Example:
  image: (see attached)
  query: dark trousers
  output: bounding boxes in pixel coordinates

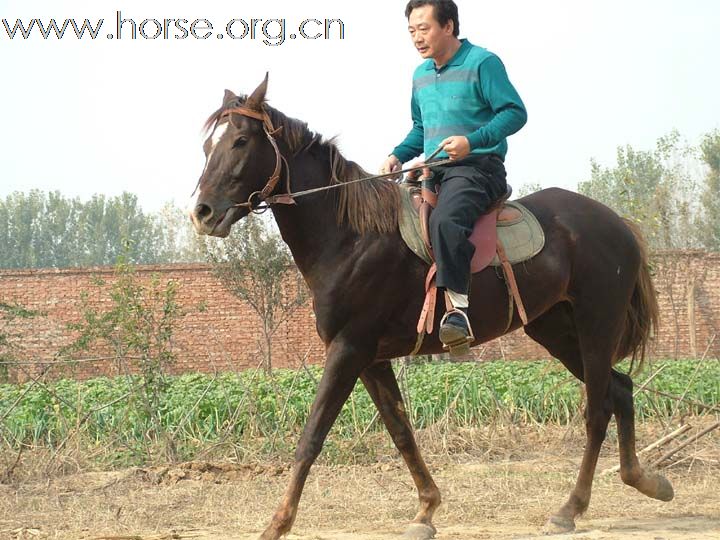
[429,154,507,295]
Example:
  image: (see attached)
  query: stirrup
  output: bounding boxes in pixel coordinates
[438,309,475,357]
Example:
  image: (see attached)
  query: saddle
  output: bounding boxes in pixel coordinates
[404,174,534,353]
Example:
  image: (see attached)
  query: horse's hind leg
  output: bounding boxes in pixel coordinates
[360,361,440,540]
[527,304,675,533]
[524,302,614,534]
[611,369,674,501]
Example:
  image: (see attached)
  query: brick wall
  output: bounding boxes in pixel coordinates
[1,251,718,381]
[0,264,324,382]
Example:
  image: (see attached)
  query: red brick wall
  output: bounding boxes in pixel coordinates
[1,252,718,381]
[0,264,324,382]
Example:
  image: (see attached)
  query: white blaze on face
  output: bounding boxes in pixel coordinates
[208,122,229,160]
[192,121,231,217]
[201,121,229,176]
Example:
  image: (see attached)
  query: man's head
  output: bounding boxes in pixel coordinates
[405,0,460,63]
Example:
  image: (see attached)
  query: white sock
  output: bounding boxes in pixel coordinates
[446,289,469,310]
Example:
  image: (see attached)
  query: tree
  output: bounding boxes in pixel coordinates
[152,202,205,264]
[578,131,701,250]
[74,192,161,266]
[516,182,543,198]
[697,129,720,251]
[0,191,203,269]
[201,216,308,373]
[62,255,183,461]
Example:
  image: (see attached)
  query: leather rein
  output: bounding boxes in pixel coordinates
[212,105,454,214]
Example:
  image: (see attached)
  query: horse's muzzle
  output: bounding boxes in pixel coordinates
[190,200,242,237]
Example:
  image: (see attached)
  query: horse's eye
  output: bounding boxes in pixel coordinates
[233,137,248,148]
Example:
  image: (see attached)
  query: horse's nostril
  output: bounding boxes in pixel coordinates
[195,203,213,223]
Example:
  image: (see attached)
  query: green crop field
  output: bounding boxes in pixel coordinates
[1,359,717,467]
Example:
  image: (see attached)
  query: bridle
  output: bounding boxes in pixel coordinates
[200,104,455,215]
[218,105,294,213]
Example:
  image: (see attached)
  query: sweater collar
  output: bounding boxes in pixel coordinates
[423,38,472,71]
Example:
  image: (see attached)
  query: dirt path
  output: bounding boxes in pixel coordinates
[2,427,719,540]
[232,517,720,539]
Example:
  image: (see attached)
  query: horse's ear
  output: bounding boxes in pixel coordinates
[223,89,237,105]
[246,73,269,111]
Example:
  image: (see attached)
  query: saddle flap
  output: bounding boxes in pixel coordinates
[469,212,499,273]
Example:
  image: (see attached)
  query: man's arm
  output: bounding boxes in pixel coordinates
[391,92,425,163]
[466,55,527,150]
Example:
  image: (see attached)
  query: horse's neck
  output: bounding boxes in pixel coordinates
[271,153,353,286]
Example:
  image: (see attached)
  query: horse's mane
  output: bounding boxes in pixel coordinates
[203,97,400,235]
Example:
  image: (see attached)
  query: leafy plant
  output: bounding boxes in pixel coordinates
[60,252,184,461]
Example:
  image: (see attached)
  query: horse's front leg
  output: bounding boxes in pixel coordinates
[259,336,373,540]
[360,361,441,540]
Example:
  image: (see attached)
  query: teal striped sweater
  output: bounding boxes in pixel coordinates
[392,39,527,162]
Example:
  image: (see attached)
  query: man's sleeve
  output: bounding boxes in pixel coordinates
[391,92,424,163]
[466,55,527,150]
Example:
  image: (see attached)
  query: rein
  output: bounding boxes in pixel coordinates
[244,159,455,214]
[211,105,454,214]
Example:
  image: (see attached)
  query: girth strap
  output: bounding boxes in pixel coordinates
[496,238,528,326]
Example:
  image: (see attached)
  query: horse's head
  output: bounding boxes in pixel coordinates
[190,75,280,237]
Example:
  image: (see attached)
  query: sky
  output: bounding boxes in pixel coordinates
[1,0,719,211]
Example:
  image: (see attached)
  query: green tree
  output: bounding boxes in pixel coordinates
[0,190,46,268]
[0,191,202,269]
[578,131,701,249]
[697,129,720,250]
[74,192,160,266]
[201,216,308,373]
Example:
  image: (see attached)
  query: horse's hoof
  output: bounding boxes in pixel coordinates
[402,522,436,539]
[651,473,675,502]
[542,515,575,535]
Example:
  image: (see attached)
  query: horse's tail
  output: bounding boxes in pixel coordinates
[615,219,659,374]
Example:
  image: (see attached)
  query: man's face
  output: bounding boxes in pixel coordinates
[408,5,454,61]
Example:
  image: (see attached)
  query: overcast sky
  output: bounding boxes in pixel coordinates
[2,0,719,211]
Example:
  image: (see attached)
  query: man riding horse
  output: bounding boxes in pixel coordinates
[380,0,527,351]
[190,1,673,537]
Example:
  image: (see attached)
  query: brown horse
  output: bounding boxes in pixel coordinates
[190,76,673,540]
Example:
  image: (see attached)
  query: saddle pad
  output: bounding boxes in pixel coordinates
[398,185,545,269]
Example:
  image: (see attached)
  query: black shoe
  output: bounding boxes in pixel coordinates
[439,310,472,357]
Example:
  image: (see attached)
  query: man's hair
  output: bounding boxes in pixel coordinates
[405,0,460,37]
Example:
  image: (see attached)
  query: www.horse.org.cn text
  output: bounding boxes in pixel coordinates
[1,11,346,46]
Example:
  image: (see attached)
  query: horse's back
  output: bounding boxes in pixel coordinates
[518,187,640,262]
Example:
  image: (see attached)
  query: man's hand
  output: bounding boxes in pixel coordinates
[380,154,402,180]
[440,136,470,160]
[404,159,426,181]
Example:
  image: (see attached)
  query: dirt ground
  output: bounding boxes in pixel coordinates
[1,423,718,540]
